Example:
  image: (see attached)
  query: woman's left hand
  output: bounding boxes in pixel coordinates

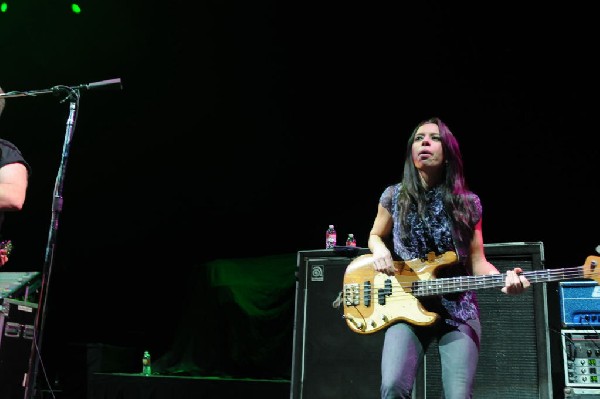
[501,267,530,295]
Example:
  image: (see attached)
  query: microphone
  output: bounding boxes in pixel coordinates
[71,78,123,91]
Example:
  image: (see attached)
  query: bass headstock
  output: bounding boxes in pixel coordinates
[583,255,600,283]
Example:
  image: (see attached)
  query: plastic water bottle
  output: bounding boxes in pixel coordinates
[325,225,336,249]
[142,350,152,376]
[346,233,356,247]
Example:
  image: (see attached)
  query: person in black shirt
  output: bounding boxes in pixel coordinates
[0,86,31,266]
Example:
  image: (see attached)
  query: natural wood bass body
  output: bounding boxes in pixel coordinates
[342,251,600,334]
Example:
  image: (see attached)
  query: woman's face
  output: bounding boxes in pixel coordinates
[412,122,445,171]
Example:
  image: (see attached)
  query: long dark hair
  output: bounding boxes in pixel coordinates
[398,117,479,244]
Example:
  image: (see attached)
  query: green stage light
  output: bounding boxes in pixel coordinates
[0,3,7,13]
[71,3,81,14]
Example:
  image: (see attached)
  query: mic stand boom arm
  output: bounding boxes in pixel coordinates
[0,78,122,99]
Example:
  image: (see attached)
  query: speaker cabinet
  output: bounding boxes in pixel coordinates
[291,247,378,399]
[414,242,552,398]
[291,242,552,399]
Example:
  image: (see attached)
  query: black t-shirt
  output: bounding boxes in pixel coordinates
[0,139,30,170]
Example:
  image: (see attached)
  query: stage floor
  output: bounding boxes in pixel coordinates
[87,373,291,399]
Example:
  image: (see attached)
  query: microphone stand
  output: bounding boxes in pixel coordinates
[0,78,122,399]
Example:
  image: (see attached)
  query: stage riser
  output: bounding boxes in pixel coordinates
[88,374,290,399]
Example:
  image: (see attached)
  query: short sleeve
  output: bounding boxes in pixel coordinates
[379,184,397,214]
[0,139,31,175]
[469,192,482,224]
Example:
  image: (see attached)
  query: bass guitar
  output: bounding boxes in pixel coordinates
[342,251,600,334]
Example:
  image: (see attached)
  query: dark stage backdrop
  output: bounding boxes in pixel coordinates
[0,1,598,395]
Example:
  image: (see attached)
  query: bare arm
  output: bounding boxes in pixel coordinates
[468,218,530,295]
[368,203,395,275]
[0,163,28,211]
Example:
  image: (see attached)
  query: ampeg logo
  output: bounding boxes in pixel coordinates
[311,265,324,281]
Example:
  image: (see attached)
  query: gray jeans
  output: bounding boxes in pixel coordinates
[380,319,482,399]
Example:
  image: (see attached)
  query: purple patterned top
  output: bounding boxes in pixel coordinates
[380,183,482,326]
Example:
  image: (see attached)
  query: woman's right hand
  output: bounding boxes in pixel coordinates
[372,245,395,275]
